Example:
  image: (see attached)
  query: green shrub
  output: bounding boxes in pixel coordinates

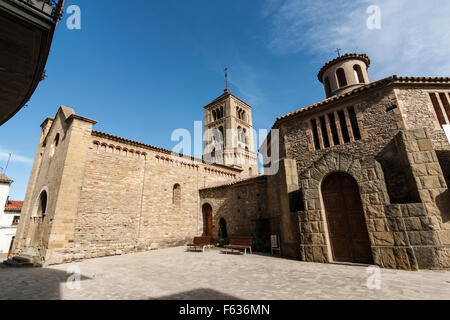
[218,218,229,247]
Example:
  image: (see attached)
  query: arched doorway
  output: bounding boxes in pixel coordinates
[321,172,372,263]
[202,203,213,237]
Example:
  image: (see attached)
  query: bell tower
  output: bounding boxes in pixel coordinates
[203,87,258,177]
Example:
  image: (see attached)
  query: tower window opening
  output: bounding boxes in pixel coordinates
[353,65,365,83]
[336,68,347,88]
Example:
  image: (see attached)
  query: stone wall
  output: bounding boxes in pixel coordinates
[13,107,245,265]
[295,129,449,270]
[199,176,267,240]
[281,87,403,171]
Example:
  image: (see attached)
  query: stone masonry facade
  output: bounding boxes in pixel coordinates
[11,54,450,270]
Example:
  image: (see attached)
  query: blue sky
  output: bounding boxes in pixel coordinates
[1,0,450,200]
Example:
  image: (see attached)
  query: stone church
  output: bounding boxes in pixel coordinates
[10,54,450,270]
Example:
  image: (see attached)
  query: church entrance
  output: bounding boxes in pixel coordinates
[202,203,213,237]
[321,172,373,264]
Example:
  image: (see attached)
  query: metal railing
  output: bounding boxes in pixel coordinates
[13,0,65,22]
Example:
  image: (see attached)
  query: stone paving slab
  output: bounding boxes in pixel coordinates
[0,246,449,300]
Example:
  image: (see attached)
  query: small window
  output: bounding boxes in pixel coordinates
[336,68,347,88]
[12,216,20,225]
[38,191,47,217]
[54,133,60,147]
[173,184,181,206]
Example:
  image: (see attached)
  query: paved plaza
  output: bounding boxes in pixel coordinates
[0,247,449,300]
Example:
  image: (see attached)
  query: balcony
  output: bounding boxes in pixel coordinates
[0,0,64,125]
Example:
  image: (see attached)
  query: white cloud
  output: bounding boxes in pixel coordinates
[0,148,33,166]
[264,0,450,79]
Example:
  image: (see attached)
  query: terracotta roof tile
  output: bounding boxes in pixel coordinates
[199,175,266,191]
[5,200,23,212]
[318,53,371,82]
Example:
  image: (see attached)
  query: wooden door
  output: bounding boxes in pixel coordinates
[203,204,213,237]
[322,172,372,263]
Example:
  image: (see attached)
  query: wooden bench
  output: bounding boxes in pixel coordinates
[187,236,211,252]
[224,237,253,255]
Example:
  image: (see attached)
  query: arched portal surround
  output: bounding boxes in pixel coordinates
[202,203,213,237]
[321,172,372,263]
[297,151,392,267]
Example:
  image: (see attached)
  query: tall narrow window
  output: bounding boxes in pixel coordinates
[353,65,364,83]
[336,68,347,87]
[311,120,321,150]
[319,116,330,148]
[212,110,216,121]
[325,77,332,97]
[429,93,446,126]
[328,113,340,145]
[38,191,47,217]
[348,107,361,140]
[54,133,60,147]
[338,111,350,143]
[438,92,450,121]
[173,184,181,206]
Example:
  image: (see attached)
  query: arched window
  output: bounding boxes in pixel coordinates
[173,184,181,206]
[336,68,347,88]
[38,190,47,217]
[218,126,225,144]
[238,127,245,143]
[324,77,332,96]
[353,65,364,83]
[212,110,216,121]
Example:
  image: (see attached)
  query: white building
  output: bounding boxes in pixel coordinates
[0,173,22,255]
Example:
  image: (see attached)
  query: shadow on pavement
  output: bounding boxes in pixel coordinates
[0,265,91,300]
[153,288,240,300]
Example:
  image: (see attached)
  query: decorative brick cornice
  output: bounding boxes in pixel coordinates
[91,131,242,172]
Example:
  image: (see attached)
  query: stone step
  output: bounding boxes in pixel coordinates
[3,259,34,268]
[12,255,32,263]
